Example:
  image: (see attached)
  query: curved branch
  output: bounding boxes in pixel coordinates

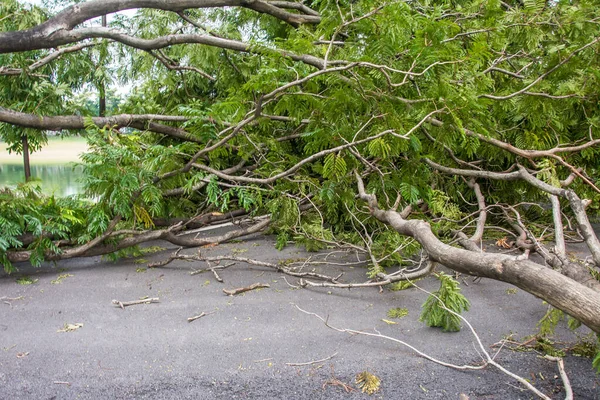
[355,171,600,333]
[0,0,320,54]
[0,106,204,142]
[0,43,97,76]
[6,216,270,263]
[427,117,600,159]
[52,28,325,69]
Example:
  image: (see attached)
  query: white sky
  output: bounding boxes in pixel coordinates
[20,0,137,18]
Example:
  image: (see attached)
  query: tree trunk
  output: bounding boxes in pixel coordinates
[98,15,107,117]
[21,135,31,182]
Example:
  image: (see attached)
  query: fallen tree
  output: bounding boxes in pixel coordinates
[1,0,600,346]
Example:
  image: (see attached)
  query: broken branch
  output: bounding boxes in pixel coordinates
[286,352,338,366]
[187,311,216,322]
[111,297,160,309]
[223,283,270,296]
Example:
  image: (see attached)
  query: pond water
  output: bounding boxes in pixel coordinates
[0,164,85,197]
[1,137,88,197]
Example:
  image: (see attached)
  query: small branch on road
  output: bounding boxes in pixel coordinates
[253,358,273,363]
[190,262,236,280]
[294,279,559,400]
[53,381,71,386]
[112,297,160,309]
[187,311,216,322]
[223,283,269,296]
[544,356,573,400]
[286,352,338,366]
[1,296,24,306]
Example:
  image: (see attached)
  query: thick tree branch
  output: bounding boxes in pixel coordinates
[0,0,320,54]
[355,171,600,333]
[47,27,326,69]
[0,106,205,142]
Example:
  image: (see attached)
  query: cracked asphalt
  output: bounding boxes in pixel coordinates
[1,230,599,399]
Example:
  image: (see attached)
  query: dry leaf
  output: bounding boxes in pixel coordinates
[495,237,512,249]
[355,371,381,395]
[381,319,398,325]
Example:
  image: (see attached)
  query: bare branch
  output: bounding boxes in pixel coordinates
[223,282,270,296]
[0,43,96,76]
[481,37,600,100]
[112,297,159,309]
[355,172,600,333]
[286,352,338,366]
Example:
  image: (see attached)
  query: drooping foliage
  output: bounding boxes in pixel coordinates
[1,0,600,348]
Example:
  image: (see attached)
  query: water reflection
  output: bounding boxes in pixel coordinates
[0,164,84,197]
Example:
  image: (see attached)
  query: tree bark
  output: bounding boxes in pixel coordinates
[21,135,31,182]
[0,0,320,54]
[356,173,600,333]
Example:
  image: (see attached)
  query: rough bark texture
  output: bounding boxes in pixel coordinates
[0,0,320,54]
[356,175,600,333]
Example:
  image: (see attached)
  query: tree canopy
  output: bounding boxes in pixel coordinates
[1,0,600,351]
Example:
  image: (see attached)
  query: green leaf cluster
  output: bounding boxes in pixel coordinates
[420,273,470,332]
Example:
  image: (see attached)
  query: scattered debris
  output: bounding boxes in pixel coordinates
[323,377,356,393]
[187,311,216,322]
[57,323,83,333]
[53,381,71,386]
[253,358,273,363]
[111,297,159,309]
[381,319,398,325]
[16,352,29,358]
[135,267,147,273]
[322,364,356,393]
[495,237,513,249]
[387,307,409,319]
[355,371,381,394]
[223,283,269,296]
[286,352,338,367]
[51,274,73,284]
[190,262,236,281]
[1,296,24,305]
[16,276,37,285]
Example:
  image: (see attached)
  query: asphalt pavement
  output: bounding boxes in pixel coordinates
[1,230,599,399]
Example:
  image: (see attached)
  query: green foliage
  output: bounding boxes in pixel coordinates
[355,371,381,395]
[532,337,566,358]
[594,347,600,373]
[2,1,600,360]
[16,276,37,285]
[420,273,470,332]
[293,218,333,252]
[0,185,89,272]
[387,307,409,319]
[389,280,417,291]
[322,153,347,181]
[537,306,565,337]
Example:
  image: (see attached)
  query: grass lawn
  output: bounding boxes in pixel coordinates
[0,136,89,165]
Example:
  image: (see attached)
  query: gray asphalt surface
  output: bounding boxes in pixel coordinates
[1,229,599,399]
